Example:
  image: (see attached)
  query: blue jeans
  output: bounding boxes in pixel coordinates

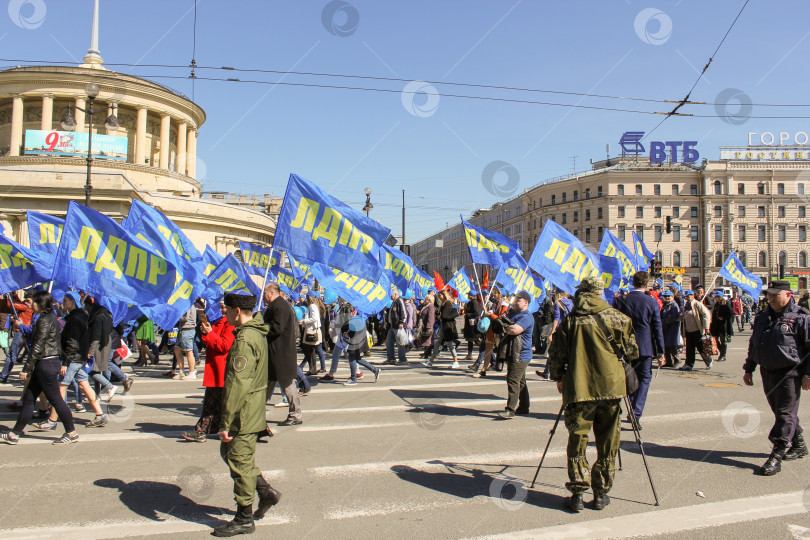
[630,355,653,419]
[0,330,23,379]
[297,365,311,392]
[300,344,326,371]
[386,327,407,362]
[330,342,347,373]
[104,362,129,383]
[91,370,114,394]
[348,349,377,381]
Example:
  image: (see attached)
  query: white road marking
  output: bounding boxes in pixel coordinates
[472,491,806,540]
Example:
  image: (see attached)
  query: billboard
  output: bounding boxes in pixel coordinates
[24,130,127,161]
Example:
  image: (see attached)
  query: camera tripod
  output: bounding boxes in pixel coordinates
[529,395,660,506]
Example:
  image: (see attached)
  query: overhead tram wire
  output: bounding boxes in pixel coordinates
[643,0,751,140]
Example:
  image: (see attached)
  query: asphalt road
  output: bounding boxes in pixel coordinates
[0,329,808,540]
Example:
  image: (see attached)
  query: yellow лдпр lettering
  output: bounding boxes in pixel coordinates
[290,197,319,232]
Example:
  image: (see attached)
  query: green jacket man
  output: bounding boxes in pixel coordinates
[548,277,639,513]
[214,293,281,538]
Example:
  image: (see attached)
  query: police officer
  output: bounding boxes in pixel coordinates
[743,281,810,476]
[549,277,639,512]
[214,293,281,537]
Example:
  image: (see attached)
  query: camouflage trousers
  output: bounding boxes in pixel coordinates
[564,399,622,495]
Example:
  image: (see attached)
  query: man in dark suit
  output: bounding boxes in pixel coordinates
[620,271,665,427]
[262,283,302,427]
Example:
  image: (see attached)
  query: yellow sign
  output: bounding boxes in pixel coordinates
[661,267,686,274]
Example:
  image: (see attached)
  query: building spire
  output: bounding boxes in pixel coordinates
[81,0,105,69]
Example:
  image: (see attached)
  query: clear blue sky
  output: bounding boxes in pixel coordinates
[4,0,809,241]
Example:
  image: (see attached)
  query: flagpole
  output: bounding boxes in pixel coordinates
[258,241,277,312]
[701,271,721,305]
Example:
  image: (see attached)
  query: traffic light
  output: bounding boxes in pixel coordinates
[651,258,662,277]
[780,264,785,279]
[665,216,672,234]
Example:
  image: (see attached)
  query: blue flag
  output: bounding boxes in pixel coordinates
[274,173,390,281]
[598,230,638,277]
[0,234,51,294]
[719,253,763,298]
[493,253,545,311]
[598,254,624,303]
[203,246,224,277]
[27,211,64,256]
[380,244,415,296]
[632,231,656,271]
[288,254,314,288]
[51,202,181,319]
[410,267,433,300]
[273,266,298,298]
[309,262,391,317]
[203,254,262,321]
[528,220,620,300]
[462,217,522,268]
[447,267,474,302]
[125,201,202,263]
[238,241,282,278]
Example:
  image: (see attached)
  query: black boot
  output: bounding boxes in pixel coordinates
[254,475,282,519]
[784,433,808,461]
[565,493,584,512]
[213,504,255,537]
[757,442,788,476]
[592,492,611,510]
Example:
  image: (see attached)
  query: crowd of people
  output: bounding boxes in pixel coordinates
[0,270,806,531]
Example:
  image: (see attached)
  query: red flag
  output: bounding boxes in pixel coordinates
[482,269,490,291]
[433,271,446,291]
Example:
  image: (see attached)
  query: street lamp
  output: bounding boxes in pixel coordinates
[362,187,373,217]
[59,82,119,208]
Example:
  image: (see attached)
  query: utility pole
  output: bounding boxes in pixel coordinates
[401,189,406,253]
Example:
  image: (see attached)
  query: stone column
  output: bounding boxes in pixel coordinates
[134,106,147,165]
[9,94,23,156]
[74,97,86,133]
[176,121,187,175]
[187,129,197,178]
[159,113,171,169]
[40,94,53,131]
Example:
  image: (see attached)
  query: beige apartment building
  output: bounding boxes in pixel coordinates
[412,152,810,291]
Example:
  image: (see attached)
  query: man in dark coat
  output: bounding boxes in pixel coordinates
[262,283,301,427]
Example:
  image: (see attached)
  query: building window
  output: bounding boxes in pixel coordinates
[801,226,807,242]
[800,206,806,218]
[562,213,567,224]
[779,251,788,267]
[551,195,556,205]
[539,198,543,207]
[714,180,722,195]
[617,185,624,196]
[757,182,765,194]
[636,225,644,241]
[654,184,661,196]
[598,186,603,197]
[597,207,603,219]
[738,183,745,195]
[585,209,591,221]
[738,205,746,217]
[758,225,766,241]
[778,225,786,242]
[758,206,766,217]
[758,251,767,267]
[691,206,698,218]
[573,229,579,238]
[673,251,681,266]
[738,225,746,241]
[739,251,747,266]
[573,190,579,201]
[618,225,626,241]
[778,206,786,218]
[673,206,680,218]
[690,184,698,196]
[598,226,603,238]
[672,184,679,196]
[618,206,625,218]
[636,184,642,196]
[655,206,662,218]
[636,206,643,218]
[585,188,591,199]
[562,193,567,203]
[673,225,681,242]
[585,228,591,243]
[800,183,806,196]
[573,211,579,222]
[714,205,722,217]
[800,251,808,268]
[714,225,722,242]
[715,251,723,267]
[777,183,785,195]
[690,226,699,241]
[691,251,700,267]
[655,225,662,242]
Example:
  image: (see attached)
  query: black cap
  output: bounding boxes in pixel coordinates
[515,291,532,303]
[766,280,792,294]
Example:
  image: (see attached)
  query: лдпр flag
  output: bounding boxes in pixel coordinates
[27,211,64,256]
[202,246,224,277]
[493,253,545,311]
[461,217,522,268]
[632,231,656,271]
[380,244,415,296]
[447,267,474,302]
[719,252,763,298]
[274,173,390,281]
[238,241,282,278]
[309,262,391,317]
[202,253,262,321]
[0,233,51,294]
[598,230,638,277]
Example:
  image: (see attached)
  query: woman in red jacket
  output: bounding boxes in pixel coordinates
[181,301,234,443]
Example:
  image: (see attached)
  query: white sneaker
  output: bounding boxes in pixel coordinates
[105,386,119,401]
[183,371,198,380]
[451,362,460,369]
[274,401,289,408]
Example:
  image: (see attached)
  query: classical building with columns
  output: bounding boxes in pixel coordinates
[412,147,810,292]
[0,3,276,256]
